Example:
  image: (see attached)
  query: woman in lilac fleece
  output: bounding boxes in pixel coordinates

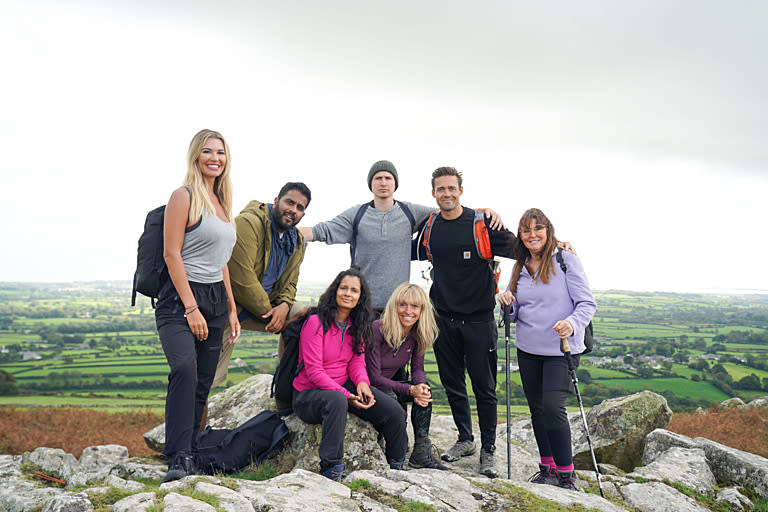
[366,283,448,470]
[292,266,407,481]
[498,208,595,491]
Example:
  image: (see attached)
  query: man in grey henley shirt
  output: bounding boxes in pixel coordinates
[299,160,502,312]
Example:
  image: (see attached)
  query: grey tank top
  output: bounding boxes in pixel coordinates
[181,213,237,284]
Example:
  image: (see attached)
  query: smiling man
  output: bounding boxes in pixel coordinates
[415,166,517,478]
[212,182,312,388]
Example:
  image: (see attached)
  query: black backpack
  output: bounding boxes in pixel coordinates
[555,249,595,354]
[131,205,168,308]
[350,200,415,265]
[270,313,310,415]
[195,410,289,474]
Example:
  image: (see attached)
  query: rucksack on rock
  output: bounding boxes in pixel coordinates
[131,205,168,308]
[270,313,310,416]
[195,410,289,474]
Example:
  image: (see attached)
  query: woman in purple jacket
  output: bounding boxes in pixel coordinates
[499,208,596,491]
[292,266,407,481]
[366,283,448,470]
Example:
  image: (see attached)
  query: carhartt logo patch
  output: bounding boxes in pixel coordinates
[463,251,471,259]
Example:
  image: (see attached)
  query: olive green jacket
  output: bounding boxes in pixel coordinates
[227,200,306,323]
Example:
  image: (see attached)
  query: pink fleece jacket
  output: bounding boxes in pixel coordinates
[291,314,369,398]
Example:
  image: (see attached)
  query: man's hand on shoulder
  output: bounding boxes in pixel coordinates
[263,302,290,332]
[477,208,505,230]
[557,241,577,256]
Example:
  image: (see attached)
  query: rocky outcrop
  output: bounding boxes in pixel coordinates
[5,375,768,512]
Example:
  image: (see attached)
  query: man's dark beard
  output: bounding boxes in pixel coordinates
[272,205,295,232]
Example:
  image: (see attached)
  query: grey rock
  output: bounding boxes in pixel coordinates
[597,463,626,476]
[111,492,157,512]
[716,486,753,511]
[163,492,217,512]
[349,469,485,512]
[206,373,276,428]
[695,407,706,414]
[103,474,146,491]
[620,481,709,512]
[142,422,165,453]
[745,396,768,409]
[0,455,22,480]
[40,492,93,512]
[82,487,110,495]
[109,461,166,481]
[22,447,80,480]
[694,436,768,499]
[480,478,631,512]
[236,468,359,511]
[720,397,746,409]
[278,413,388,473]
[642,429,698,465]
[628,447,716,496]
[78,444,128,472]
[579,391,673,471]
[194,481,255,512]
[351,491,399,512]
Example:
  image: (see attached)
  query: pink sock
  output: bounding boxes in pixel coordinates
[540,457,555,469]
[556,464,574,472]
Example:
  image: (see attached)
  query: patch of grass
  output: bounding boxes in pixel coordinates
[351,483,437,512]
[663,479,731,512]
[87,487,135,508]
[183,489,221,509]
[474,480,601,511]
[742,487,768,512]
[145,504,165,512]
[230,460,279,481]
[345,479,372,492]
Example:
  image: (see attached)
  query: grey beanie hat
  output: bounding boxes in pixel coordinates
[367,160,399,191]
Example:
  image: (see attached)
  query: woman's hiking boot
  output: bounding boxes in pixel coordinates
[162,451,197,483]
[388,457,406,470]
[441,439,476,462]
[528,464,557,485]
[478,446,498,478]
[409,438,449,470]
[555,469,579,491]
[321,463,346,482]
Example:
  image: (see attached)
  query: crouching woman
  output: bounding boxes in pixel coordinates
[292,266,408,481]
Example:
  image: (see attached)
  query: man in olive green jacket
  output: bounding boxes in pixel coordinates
[212,182,311,387]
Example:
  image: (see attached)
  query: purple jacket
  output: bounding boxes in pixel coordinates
[508,250,596,356]
[365,319,426,396]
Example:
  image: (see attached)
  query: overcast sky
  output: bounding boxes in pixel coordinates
[2,0,766,293]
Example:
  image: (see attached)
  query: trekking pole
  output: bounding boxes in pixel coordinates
[503,304,512,480]
[560,337,604,498]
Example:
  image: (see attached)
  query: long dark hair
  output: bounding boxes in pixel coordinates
[509,208,559,293]
[312,266,373,354]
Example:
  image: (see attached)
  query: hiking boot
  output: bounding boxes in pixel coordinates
[528,464,557,485]
[441,439,476,462]
[479,447,498,478]
[321,463,346,482]
[388,457,406,470]
[555,469,579,491]
[409,438,449,470]
[162,451,197,483]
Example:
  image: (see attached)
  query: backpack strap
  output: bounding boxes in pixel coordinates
[420,211,439,261]
[350,202,372,265]
[472,210,493,261]
[396,200,416,232]
[555,248,567,273]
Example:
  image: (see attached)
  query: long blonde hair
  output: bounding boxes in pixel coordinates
[380,283,438,356]
[183,129,233,223]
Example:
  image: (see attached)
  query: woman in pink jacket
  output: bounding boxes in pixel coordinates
[292,266,407,481]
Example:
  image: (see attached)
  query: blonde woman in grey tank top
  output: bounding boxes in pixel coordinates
[155,129,240,483]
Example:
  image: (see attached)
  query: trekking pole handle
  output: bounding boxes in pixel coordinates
[502,304,510,337]
[560,337,571,355]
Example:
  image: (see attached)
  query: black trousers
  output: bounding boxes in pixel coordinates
[433,315,498,450]
[156,280,228,457]
[293,382,407,470]
[517,348,579,467]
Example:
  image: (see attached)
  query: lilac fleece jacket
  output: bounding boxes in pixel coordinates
[365,319,426,396]
[508,250,596,356]
[292,314,370,398]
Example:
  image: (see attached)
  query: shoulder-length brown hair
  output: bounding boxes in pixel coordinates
[380,283,438,356]
[508,208,559,293]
